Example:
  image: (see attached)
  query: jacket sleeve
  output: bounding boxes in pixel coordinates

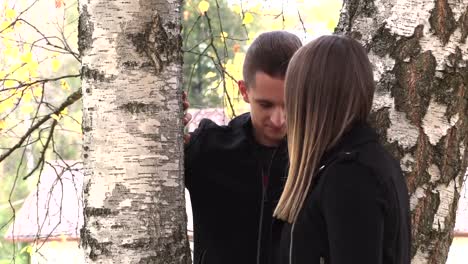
[319,161,386,264]
[184,118,217,190]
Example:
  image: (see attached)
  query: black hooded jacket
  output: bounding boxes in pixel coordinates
[185,113,289,264]
[274,122,411,264]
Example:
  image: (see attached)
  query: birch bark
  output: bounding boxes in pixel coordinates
[78,0,190,263]
[337,0,468,263]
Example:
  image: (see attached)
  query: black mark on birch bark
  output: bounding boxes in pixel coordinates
[81,228,113,261]
[393,51,436,125]
[104,183,130,208]
[447,46,464,69]
[128,12,182,74]
[369,107,391,145]
[370,25,397,57]
[429,0,456,45]
[119,102,164,114]
[137,224,190,264]
[393,25,424,61]
[78,5,94,56]
[85,207,114,217]
[341,0,376,30]
[460,6,468,43]
[82,66,116,83]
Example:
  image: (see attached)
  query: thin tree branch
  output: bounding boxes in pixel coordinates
[0,89,82,163]
[23,120,57,180]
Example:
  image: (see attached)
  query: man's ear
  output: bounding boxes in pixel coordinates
[238,80,250,103]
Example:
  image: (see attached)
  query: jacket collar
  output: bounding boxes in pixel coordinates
[231,112,288,151]
[321,121,378,163]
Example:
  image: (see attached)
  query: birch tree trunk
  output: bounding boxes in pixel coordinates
[337,0,468,263]
[78,0,190,263]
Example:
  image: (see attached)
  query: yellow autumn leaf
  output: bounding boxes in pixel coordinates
[0,120,6,130]
[32,86,43,97]
[20,52,33,64]
[60,80,70,91]
[50,107,68,121]
[23,90,33,102]
[60,107,68,116]
[242,13,254,25]
[205,71,217,79]
[198,0,209,14]
[21,104,35,114]
[26,60,39,73]
[51,58,61,72]
[0,98,15,110]
[51,114,61,121]
[4,79,18,89]
[5,9,17,20]
[12,67,30,82]
[231,5,241,14]
[326,20,337,31]
[26,245,32,254]
[0,21,12,33]
[220,31,228,42]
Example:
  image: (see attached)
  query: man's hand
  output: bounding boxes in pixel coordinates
[182,91,192,144]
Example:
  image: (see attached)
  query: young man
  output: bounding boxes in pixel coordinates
[185,31,302,264]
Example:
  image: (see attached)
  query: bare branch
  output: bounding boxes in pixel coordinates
[203,14,236,116]
[298,10,307,34]
[0,0,40,34]
[1,74,81,93]
[23,120,57,180]
[214,0,229,58]
[0,89,82,163]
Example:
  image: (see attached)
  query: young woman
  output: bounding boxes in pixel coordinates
[273,35,411,264]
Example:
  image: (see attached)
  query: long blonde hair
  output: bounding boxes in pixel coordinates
[274,36,375,223]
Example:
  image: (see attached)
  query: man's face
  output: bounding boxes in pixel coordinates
[239,72,286,147]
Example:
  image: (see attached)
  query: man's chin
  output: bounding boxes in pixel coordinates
[266,133,286,143]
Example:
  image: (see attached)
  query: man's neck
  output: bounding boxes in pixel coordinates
[253,129,281,148]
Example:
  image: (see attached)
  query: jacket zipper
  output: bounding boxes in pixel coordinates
[256,180,267,264]
[256,148,278,264]
[289,222,296,264]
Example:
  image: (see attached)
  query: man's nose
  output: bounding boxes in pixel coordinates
[270,108,285,127]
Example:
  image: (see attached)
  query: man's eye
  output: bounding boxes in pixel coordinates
[259,103,272,108]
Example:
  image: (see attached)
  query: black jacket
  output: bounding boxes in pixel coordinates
[276,122,411,264]
[185,113,289,264]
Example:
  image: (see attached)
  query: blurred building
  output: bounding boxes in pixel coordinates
[3,161,85,264]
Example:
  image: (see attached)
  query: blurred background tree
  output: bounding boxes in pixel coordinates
[182,0,342,117]
[0,0,81,262]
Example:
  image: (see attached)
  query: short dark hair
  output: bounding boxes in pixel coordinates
[243,31,302,87]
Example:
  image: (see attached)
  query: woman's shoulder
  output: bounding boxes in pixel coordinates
[310,142,406,210]
[319,157,379,192]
